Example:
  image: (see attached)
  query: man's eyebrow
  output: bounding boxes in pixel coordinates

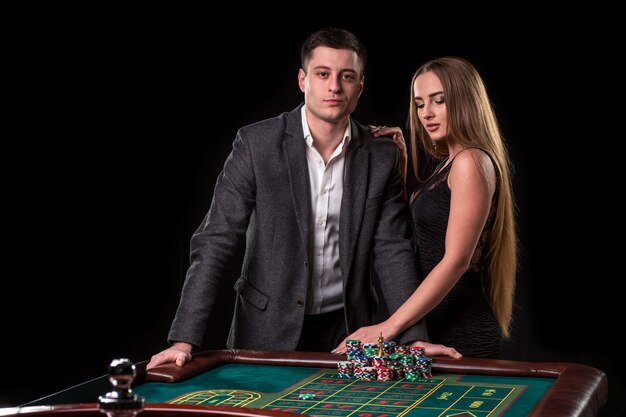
[311,65,357,73]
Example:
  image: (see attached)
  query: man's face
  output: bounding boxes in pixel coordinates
[298,46,364,126]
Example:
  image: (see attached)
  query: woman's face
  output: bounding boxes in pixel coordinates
[413,71,447,143]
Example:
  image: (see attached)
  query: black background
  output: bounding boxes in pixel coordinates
[2,15,622,416]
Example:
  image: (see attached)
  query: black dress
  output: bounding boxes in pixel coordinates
[410,155,502,358]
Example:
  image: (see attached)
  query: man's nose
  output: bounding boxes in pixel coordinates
[329,75,342,92]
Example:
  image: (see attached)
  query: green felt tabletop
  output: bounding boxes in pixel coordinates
[134,364,555,417]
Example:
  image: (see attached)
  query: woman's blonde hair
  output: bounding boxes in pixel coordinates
[408,57,517,338]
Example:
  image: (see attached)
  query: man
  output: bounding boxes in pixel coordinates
[148,28,458,369]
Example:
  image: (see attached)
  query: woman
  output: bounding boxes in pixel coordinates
[334,57,517,358]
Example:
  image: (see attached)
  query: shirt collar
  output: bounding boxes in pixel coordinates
[301,105,352,149]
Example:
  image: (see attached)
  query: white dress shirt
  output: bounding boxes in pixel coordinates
[301,106,351,314]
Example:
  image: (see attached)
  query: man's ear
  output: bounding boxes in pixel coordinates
[298,68,306,93]
[358,75,365,98]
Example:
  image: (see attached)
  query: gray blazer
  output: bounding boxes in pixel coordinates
[169,104,428,350]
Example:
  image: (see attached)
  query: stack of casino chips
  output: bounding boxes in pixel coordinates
[409,346,431,378]
[370,356,392,381]
[395,345,410,355]
[400,353,415,368]
[352,356,369,378]
[383,341,396,355]
[385,353,402,378]
[404,365,421,381]
[337,361,354,378]
[370,355,387,368]
[345,339,362,357]
[360,366,378,381]
[416,357,433,378]
[376,367,393,381]
[392,363,405,379]
[410,346,425,356]
[362,343,378,357]
[337,340,433,381]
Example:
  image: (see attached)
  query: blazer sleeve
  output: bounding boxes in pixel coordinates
[371,148,429,344]
[168,129,256,348]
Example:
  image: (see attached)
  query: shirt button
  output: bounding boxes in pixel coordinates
[296,299,304,307]
[317,220,324,227]
[316,250,321,256]
[321,189,327,195]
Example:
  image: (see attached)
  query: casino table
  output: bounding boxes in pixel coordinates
[5,350,607,417]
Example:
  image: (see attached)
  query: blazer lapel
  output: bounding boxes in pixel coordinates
[340,121,369,280]
[283,108,311,255]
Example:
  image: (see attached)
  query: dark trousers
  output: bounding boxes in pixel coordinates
[296,308,347,352]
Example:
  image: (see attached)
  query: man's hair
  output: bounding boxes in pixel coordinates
[300,27,367,76]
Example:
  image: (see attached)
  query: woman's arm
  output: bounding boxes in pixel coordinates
[334,148,495,352]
